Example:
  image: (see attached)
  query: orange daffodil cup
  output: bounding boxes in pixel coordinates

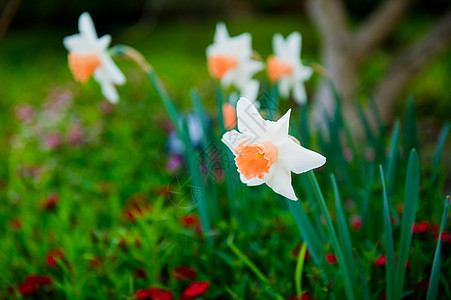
[222,98,326,200]
[267,32,313,105]
[63,12,126,104]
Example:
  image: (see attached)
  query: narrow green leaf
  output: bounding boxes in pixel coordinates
[429,122,450,185]
[331,174,358,294]
[427,196,450,300]
[285,198,324,264]
[395,149,420,299]
[355,101,375,145]
[386,120,400,197]
[380,165,396,300]
[308,171,355,300]
[356,253,370,300]
[403,97,418,155]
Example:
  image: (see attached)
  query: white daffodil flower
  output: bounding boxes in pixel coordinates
[222,98,325,200]
[267,32,313,105]
[207,22,264,91]
[63,12,126,104]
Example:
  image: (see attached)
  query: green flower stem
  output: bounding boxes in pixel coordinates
[295,242,307,297]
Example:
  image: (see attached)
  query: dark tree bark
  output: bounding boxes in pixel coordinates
[306,0,451,126]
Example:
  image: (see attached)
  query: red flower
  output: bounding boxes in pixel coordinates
[9,218,22,230]
[135,268,147,279]
[414,278,429,291]
[440,231,451,243]
[374,255,386,267]
[418,221,429,233]
[43,193,59,210]
[431,224,440,235]
[46,249,64,267]
[413,221,429,234]
[325,253,337,264]
[18,275,52,296]
[135,287,173,300]
[350,215,362,231]
[182,281,210,298]
[405,261,411,270]
[181,214,200,228]
[173,266,197,281]
[288,293,314,300]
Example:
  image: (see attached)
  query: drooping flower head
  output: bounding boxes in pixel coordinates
[222,98,325,200]
[207,23,263,91]
[267,32,312,105]
[63,12,126,103]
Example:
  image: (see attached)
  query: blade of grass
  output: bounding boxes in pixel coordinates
[395,149,420,299]
[331,174,358,294]
[429,122,450,185]
[295,242,308,297]
[427,196,450,300]
[380,165,396,300]
[308,171,355,300]
[227,235,284,300]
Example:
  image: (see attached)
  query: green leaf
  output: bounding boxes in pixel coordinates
[386,120,400,197]
[429,122,450,185]
[403,97,418,155]
[331,174,358,295]
[427,196,450,300]
[308,171,355,300]
[356,253,370,300]
[285,198,324,265]
[395,149,420,299]
[380,165,396,300]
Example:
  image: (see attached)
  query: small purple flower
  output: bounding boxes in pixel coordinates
[98,99,114,115]
[166,155,183,173]
[16,105,35,123]
[67,123,84,146]
[45,133,62,150]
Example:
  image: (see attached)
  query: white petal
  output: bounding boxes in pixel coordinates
[100,54,126,85]
[214,22,230,44]
[287,32,301,59]
[101,83,119,104]
[264,162,297,200]
[78,12,98,42]
[267,109,291,145]
[94,71,119,103]
[293,82,307,105]
[240,174,265,186]
[63,35,89,52]
[221,130,247,153]
[97,34,112,50]
[277,139,326,174]
[220,69,236,88]
[273,33,286,57]
[241,80,259,101]
[278,78,291,98]
[236,97,269,141]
